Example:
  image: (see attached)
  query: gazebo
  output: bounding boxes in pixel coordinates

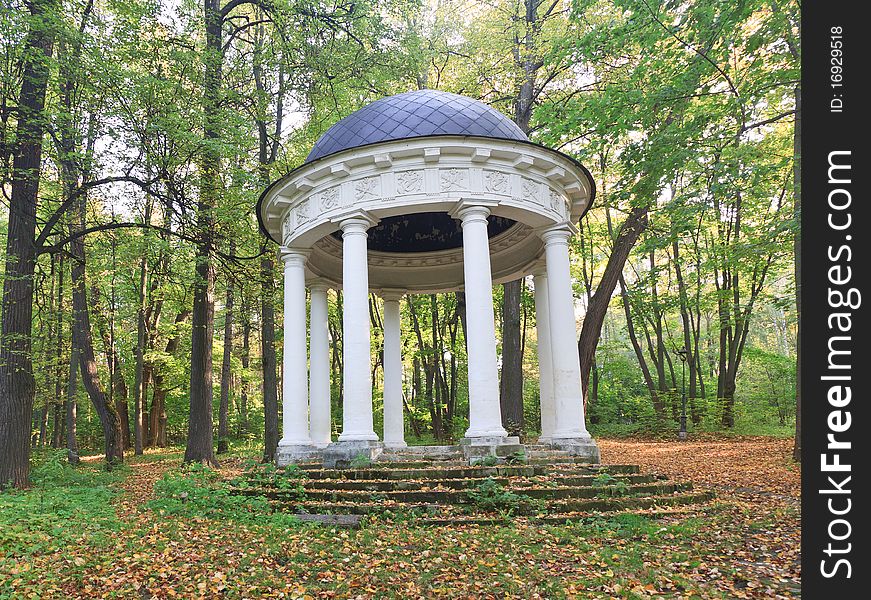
[257,90,598,466]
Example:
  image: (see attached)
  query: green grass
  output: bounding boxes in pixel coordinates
[0,450,126,593]
[148,462,304,528]
[589,421,796,439]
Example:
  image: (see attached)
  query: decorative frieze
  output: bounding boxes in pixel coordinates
[490,224,532,253]
[440,168,467,192]
[396,170,424,195]
[549,189,566,214]
[282,215,293,243]
[522,178,539,202]
[294,199,311,226]
[484,171,510,194]
[355,176,380,200]
[319,186,340,211]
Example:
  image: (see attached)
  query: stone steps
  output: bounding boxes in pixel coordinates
[262,473,659,492]
[234,458,710,524]
[294,463,639,480]
[240,481,690,504]
[270,491,715,517]
[421,499,722,526]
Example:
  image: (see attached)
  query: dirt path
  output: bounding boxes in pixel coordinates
[599,436,800,498]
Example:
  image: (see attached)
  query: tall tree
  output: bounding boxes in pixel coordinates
[217,269,234,454]
[0,0,58,488]
[68,188,124,465]
[252,19,282,462]
[133,200,153,455]
[184,0,223,466]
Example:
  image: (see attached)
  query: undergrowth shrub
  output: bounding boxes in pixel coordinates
[0,450,122,561]
[464,477,531,514]
[592,471,630,496]
[148,463,301,528]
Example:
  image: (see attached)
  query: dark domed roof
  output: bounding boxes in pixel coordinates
[306,90,528,163]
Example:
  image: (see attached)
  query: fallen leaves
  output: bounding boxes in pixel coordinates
[0,436,801,598]
[598,435,800,498]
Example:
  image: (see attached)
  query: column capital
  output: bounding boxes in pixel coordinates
[308,278,331,292]
[537,223,577,245]
[449,199,498,223]
[332,209,378,233]
[378,288,406,302]
[280,247,310,265]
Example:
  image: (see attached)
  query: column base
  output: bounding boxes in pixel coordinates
[322,440,384,468]
[337,431,379,442]
[383,440,408,449]
[276,443,322,466]
[547,437,600,463]
[463,426,509,438]
[460,436,524,464]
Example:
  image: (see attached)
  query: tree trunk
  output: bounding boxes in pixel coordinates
[408,297,441,439]
[672,239,699,425]
[0,0,56,489]
[52,254,66,448]
[184,0,222,467]
[93,283,132,450]
[260,246,279,462]
[619,275,665,418]
[218,279,234,453]
[133,203,151,456]
[185,243,218,465]
[239,311,251,435]
[69,192,124,466]
[455,292,467,350]
[499,279,524,435]
[150,311,188,447]
[578,204,649,399]
[252,22,283,462]
[37,407,48,447]
[66,346,80,465]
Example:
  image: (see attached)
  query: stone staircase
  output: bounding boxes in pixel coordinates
[231,448,715,527]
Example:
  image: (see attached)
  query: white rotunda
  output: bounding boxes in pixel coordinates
[257,90,599,466]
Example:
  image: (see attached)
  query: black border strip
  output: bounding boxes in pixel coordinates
[802,1,866,595]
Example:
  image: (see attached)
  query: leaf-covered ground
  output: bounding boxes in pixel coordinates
[1,436,800,599]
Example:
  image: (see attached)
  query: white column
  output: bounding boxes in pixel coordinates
[455,204,507,439]
[533,270,556,443]
[309,283,331,447]
[381,292,406,448]
[541,226,591,440]
[337,216,378,441]
[279,248,312,446]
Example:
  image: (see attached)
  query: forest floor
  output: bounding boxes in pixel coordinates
[1,435,800,599]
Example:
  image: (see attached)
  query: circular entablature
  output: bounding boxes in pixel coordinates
[330,212,516,253]
[308,222,543,293]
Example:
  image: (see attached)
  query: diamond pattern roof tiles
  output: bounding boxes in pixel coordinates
[305,90,528,163]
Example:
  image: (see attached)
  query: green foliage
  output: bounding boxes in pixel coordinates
[477,455,499,467]
[463,477,527,514]
[0,450,123,591]
[234,461,308,500]
[148,463,301,528]
[591,472,629,497]
[350,453,373,469]
[504,450,528,465]
[5,0,799,464]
